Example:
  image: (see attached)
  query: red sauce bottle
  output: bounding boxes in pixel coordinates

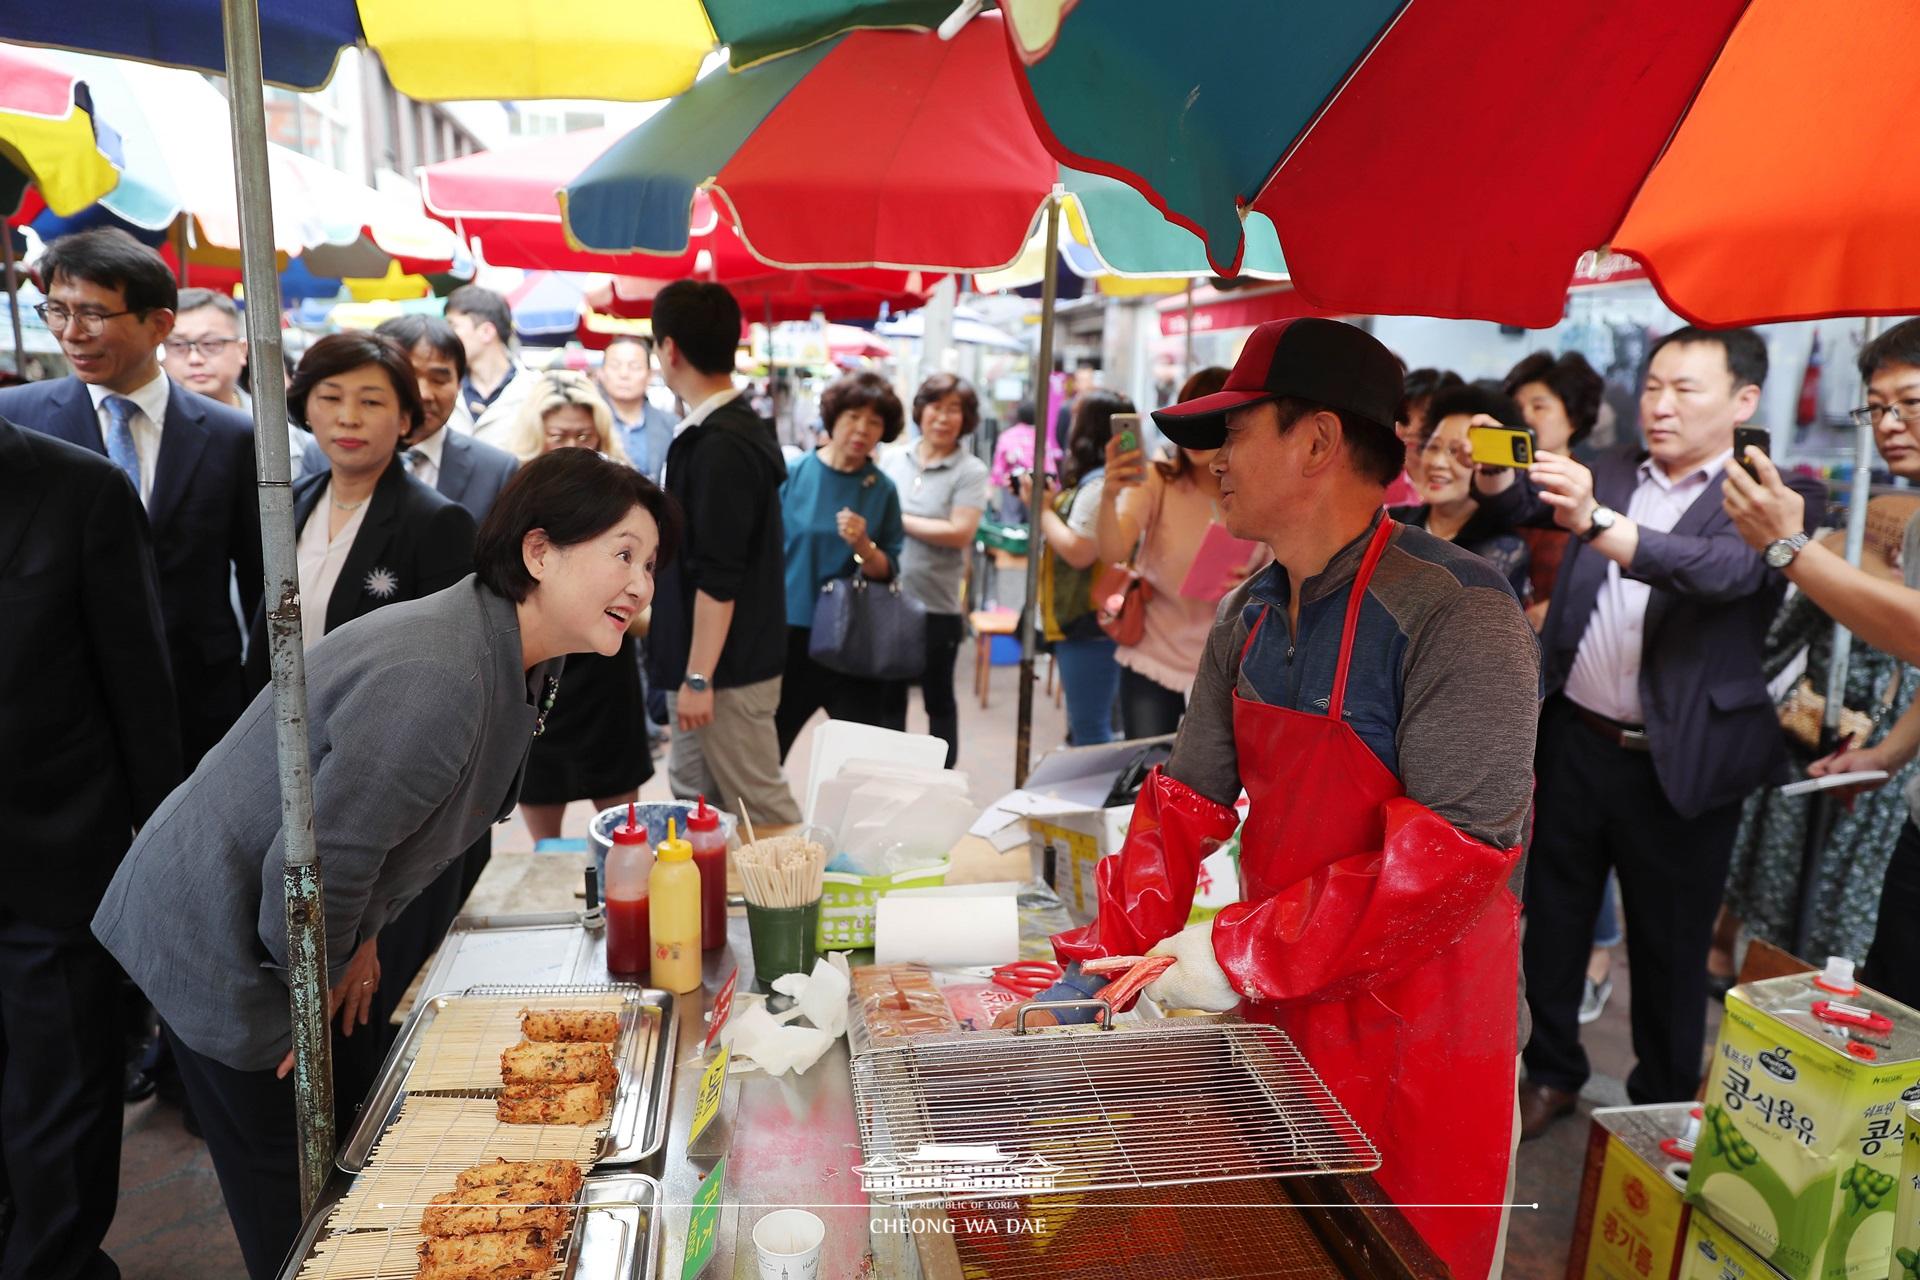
[604,803,653,976]
[685,795,729,949]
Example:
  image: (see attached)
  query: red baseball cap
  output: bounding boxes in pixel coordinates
[1152,317,1403,449]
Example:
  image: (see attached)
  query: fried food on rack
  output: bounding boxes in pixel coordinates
[520,1008,619,1043]
[416,1227,556,1280]
[454,1158,585,1200]
[419,1183,570,1237]
[496,1080,610,1126]
[499,1039,617,1088]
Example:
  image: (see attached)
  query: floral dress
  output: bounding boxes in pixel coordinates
[1723,590,1920,963]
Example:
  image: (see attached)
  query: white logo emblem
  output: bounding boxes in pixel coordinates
[364,567,399,599]
[853,1144,1061,1200]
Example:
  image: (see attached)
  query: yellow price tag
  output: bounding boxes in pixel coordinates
[687,1043,728,1151]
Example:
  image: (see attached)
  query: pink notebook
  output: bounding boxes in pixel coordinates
[1179,522,1264,599]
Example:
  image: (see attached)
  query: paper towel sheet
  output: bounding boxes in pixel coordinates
[873,895,1019,967]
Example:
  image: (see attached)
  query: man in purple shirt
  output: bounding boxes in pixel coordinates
[1476,326,1824,1135]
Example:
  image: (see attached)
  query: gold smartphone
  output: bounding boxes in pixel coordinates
[1468,424,1535,469]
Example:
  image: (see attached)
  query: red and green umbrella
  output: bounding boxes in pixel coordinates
[419,127,937,321]
[1000,0,1920,327]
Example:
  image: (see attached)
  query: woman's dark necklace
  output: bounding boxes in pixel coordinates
[532,674,561,737]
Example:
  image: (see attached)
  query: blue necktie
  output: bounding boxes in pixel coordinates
[103,395,142,496]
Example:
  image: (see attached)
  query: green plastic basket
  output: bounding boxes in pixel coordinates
[975,518,1030,556]
[815,858,951,950]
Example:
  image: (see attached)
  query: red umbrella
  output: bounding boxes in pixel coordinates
[420,126,935,319]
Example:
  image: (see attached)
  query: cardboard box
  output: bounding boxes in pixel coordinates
[1568,1104,1701,1280]
[1682,1209,1791,1280]
[1890,1103,1919,1280]
[1688,973,1920,1280]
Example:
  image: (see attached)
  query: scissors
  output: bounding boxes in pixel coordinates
[991,960,1063,998]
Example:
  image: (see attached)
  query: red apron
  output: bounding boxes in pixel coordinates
[1223,518,1520,1279]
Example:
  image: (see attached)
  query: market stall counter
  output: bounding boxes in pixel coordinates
[289,844,1453,1279]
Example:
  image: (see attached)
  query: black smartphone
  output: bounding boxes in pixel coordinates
[1733,426,1770,479]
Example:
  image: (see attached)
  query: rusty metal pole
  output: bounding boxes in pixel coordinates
[1014,193,1061,787]
[217,0,333,1212]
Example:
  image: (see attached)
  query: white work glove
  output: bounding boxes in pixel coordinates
[1143,920,1240,1012]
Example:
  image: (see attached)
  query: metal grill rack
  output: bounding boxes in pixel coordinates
[850,1020,1379,1204]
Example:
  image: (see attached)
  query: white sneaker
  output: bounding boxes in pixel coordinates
[1578,975,1614,1025]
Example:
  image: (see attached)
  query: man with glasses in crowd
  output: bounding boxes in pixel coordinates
[1724,317,1920,1009]
[0,228,261,769]
[1476,325,1824,1136]
[165,287,311,482]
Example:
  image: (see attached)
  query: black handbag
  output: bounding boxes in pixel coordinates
[808,576,928,680]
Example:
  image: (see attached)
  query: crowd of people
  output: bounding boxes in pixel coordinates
[7,218,1920,1280]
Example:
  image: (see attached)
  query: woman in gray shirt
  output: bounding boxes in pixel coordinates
[92,450,679,1279]
[882,375,990,766]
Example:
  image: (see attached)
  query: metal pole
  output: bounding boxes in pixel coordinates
[218,0,333,1212]
[2,230,23,375]
[1791,318,1881,959]
[1014,194,1061,788]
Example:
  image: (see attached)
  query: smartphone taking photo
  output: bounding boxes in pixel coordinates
[1112,412,1141,456]
[1733,426,1771,479]
[1468,424,1536,469]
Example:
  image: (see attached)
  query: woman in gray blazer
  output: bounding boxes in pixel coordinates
[92,448,679,1280]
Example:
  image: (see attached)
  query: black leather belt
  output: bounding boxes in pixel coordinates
[1570,703,1653,753]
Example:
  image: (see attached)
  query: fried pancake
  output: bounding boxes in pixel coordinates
[499,1040,616,1088]
[496,1081,609,1126]
[415,1227,556,1279]
[520,1009,619,1043]
[454,1159,584,1200]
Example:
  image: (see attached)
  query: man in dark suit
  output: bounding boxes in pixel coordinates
[302,314,518,523]
[0,414,181,1280]
[0,228,261,770]
[1476,326,1826,1132]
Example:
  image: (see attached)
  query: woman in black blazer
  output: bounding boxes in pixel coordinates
[244,332,478,1056]
[244,332,476,693]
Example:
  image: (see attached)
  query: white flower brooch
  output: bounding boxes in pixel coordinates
[364,567,399,599]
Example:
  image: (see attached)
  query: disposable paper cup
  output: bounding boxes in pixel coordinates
[751,1208,824,1280]
[745,899,819,992]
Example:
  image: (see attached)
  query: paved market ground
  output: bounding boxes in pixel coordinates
[104,653,1712,1278]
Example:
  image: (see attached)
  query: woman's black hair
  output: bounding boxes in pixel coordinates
[37,227,177,315]
[1502,350,1603,446]
[1424,384,1524,434]
[475,449,683,603]
[819,370,905,444]
[288,331,425,440]
[912,373,980,436]
[1064,389,1135,487]
[1156,367,1232,483]
[375,313,469,381]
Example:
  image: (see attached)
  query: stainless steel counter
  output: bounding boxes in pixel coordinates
[414,898,900,1279]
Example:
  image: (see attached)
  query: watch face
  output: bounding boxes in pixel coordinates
[1766,542,1794,568]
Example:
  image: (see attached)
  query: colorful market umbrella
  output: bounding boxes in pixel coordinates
[419,128,936,320]
[0,0,953,100]
[21,55,463,286]
[0,46,121,218]
[558,17,1287,281]
[998,0,1920,328]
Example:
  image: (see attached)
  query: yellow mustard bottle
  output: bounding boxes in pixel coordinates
[649,818,703,994]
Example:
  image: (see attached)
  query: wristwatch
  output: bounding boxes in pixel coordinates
[684,672,711,693]
[1579,505,1617,543]
[1765,531,1811,569]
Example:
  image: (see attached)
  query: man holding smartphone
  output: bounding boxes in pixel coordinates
[1724,317,1920,1008]
[1475,325,1825,1135]
[1020,318,1540,1280]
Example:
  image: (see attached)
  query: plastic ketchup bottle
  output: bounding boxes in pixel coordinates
[686,795,729,949]
[604,803,653,976]
[649,818,703,994]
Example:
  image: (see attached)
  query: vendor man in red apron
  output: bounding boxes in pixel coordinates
[1030,319,1540,1280]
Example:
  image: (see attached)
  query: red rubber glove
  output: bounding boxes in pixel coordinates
[1053,766,1241,967]
[1211,796,1521,1005]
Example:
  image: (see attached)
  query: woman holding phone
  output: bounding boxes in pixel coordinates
[1094,367,1268,738]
